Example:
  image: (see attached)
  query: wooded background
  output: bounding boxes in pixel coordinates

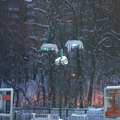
[0,0,120,108]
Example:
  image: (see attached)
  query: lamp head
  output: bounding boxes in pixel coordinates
[65,36,84,52]
[41,39,58,52]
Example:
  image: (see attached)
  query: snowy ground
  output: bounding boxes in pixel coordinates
[29,107,104,120]
[12,106,120,120]
[29,112,104,120]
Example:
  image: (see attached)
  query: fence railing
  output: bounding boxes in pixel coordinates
[11,107,104,120]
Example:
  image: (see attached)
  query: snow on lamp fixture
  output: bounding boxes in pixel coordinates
[55,56,68,65]
[41,39,58,53]
[65,36,84,52]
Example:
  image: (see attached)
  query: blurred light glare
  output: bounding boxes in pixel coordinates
[71,73,76,77]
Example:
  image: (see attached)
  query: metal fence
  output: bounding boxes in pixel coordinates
[9,107,104,120]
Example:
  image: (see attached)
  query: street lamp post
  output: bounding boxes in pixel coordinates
[59,49,63,119]
[40,22,84,119]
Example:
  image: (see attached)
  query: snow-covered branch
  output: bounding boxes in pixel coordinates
[25,22,49,28]
[98,49,120,61]
[103,31,120,41]
[33,8,47,14]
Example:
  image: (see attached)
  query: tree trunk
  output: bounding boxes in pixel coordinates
[76,49,84,108]
[41,70,46,107]
[87,51,96,106]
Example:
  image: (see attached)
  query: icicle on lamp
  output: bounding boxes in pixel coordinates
[65,36,84,52]
[41,39,58,53]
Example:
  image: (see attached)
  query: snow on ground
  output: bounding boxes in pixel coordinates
[67,107,104,120]
[29,107,104,120]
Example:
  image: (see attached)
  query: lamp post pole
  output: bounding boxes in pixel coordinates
[59,49,63,119]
